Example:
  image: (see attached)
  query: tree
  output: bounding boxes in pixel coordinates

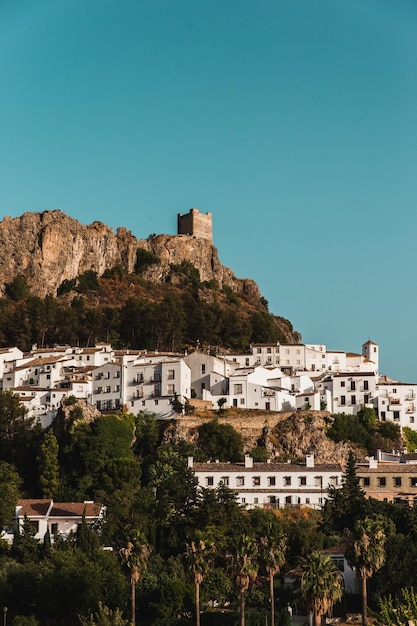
[79,601,130,626]
[227,534,258,626]
[259,524,286,626]
[345,517,386,626]
[321,451,367,535]
[37,431,59,498]
[0,390,32,464]
[119,531,151,626]
[197,419,243,462]
[379,587,417,626]
[298,551,343,626]
[185,532,214,626]
[0,461,21,529]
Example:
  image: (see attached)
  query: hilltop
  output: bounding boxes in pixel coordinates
[0,209,300,351]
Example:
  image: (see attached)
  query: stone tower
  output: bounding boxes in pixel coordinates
[177,208,212,242]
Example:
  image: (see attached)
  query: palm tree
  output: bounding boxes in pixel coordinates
[185,532,214,626]
[227,533,259,626]
[299,551,343,626]
[120,531,151,626]
[259,527,287,626]
[345,517,386,626]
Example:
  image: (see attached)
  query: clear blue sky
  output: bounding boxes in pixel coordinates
[1,0,416,381]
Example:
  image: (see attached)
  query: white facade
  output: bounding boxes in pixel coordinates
[376,381,417,429]
[190,455,343,510]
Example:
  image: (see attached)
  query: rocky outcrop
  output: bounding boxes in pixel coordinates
[141,234,261,299]
[0,211,138,298]
[161,410,362,464]
[0,211,259,300]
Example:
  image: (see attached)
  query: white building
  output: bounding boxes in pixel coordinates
[189,454,343,510]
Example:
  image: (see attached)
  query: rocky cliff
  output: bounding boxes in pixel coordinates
[0,210,260,302]
[0,211,138,298]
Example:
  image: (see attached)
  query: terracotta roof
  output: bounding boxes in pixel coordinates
[14,355,68,371]
[193,462,342,473]
[50,502,102,517]
[17,499,52,516]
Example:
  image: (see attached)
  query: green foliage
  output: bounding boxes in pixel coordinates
[298,551,343,626]
[357,406,378,430]
[5,276,30,300]
[57,277,77,295]
[134,248,159,274]
[133,412,160,458]
[37,431,59,498]
[77,270,99,293]
[249,446,269,462]
[327,413,371,448]
[79,602,130,626]
[403,427,417,452]
[170,260,201,289]
[379,587,417,625]
[197,420,243,462]
[12,616,40,626]
[0,461,21,528]
[321,451,367,535]
[170,393,184,414]
[378,421,401,442]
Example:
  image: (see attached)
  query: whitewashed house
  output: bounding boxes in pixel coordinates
[189,454,343,510]
[2,499,104,543]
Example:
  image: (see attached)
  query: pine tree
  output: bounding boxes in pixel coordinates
[321,451,367,534]
[37,431,59,498]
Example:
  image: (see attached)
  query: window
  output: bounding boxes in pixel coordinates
[254,497,259,504]
[206,477,214,486]
[378,477,386,487]
[299,476,307,486]
[350,381,356,391]
[268,476,276,486]
[394,477,402,487]
[154,399,158,405]
[220,476,229,486]
[201,383,205,392]
[105,386,111,393]
[234,384,243,394]
[167,384,175,395]
[410,477,417,487]
[201,364,206,374]
[341,381,345,387]
[340,396,346,406]
[257,348,261,353]
[167,370,175,380]
[240,398,245,405]
[267,348,272,354]
[380,411,386,420]
[284,476,291,486]
[253,476,261,486]
[394,411,400,421]
[285,496,292,504]
[393,389,397,394]
[364,394,369,404]
[236,476,245,487]
[29,521,39,533]
[364,380,369,391]
[351,395,356,405]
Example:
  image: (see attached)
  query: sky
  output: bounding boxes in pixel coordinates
[0,0,416,381]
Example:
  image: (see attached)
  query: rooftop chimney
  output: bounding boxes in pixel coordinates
[245,454,253,468]
[306,454,315,468]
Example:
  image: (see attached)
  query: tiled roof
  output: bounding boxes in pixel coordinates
[18,499,52,516]
[50,502,102,517]
[193,462,342,473]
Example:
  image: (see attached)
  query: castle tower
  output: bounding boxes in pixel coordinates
[177,208,212,242]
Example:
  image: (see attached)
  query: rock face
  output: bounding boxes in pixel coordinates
[0,211,138,298]
[141,234,261,300]
[0,210,260,300]
[162,410,361,464]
